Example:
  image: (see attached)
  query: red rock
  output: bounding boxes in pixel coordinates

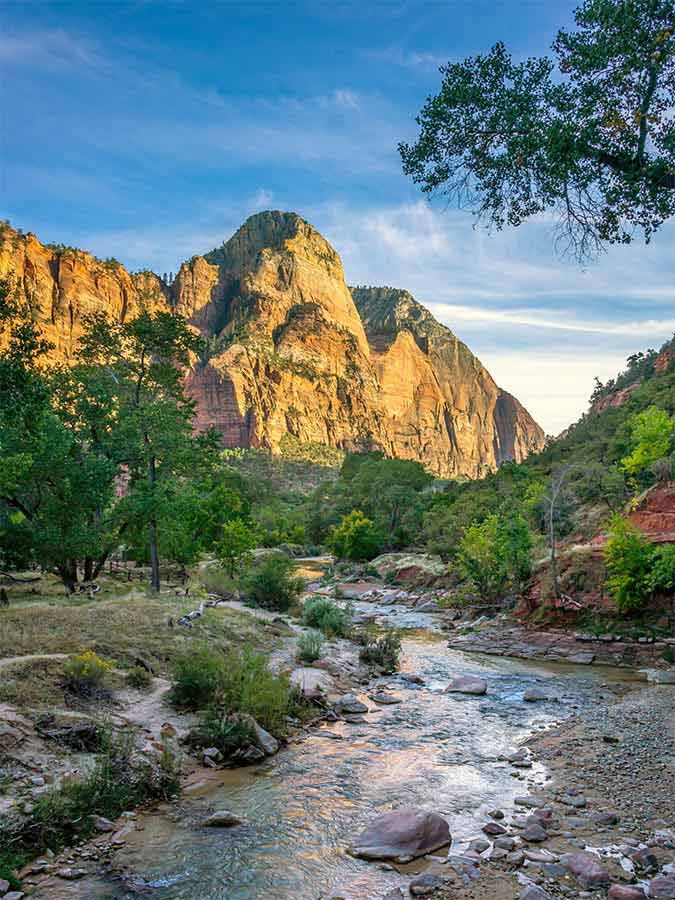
[649,876,675,898]
[560,851,610,888]
[609,886,646,899]
[350,807,451,861]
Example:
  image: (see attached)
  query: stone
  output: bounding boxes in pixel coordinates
[56,868,87,880]
[488,808,505,818]
[335,694,369,715]
[203,810,244,828]
[371,691,402,705]
[494,836,516,851]
[560,851,610,888]
[521,821,548,843]
[0,880,9,895]
[482,822,507,835]
[591,811,619,826]
[649,876,675,898]
[523,689,549,702]
[409,873,445,895]
[568,652,595,664]
[631,848,658,873]
[508,850,525,866]
[235,714,279,756]
[4,893,24,900]
[562,793,587,808]
[382,891,405,900]
[469,839,491,853]
[444,676,488,696]
[515,796,545,809]
[520,887,551,900]
[608,886,646,899]
[91,815,115,833]
[350,808,451,862]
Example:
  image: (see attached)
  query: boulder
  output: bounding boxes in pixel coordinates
[444,676,487,696]
[370,553,446,585]
[521,821,548,843]
[649,876,675,898]
[202,810,244,828]
[290,667,335,700]
[608,886,646,899]
[409,873,446,895]
[335,694,369,715]
[371,691,402,705]
[350,807,451,862]
[560,851,610,888]
[234,714,279,756]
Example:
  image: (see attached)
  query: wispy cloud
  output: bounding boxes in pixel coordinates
[0,28,103,70]
[364,46,450,71]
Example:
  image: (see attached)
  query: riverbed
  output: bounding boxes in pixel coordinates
[65,600,641,900]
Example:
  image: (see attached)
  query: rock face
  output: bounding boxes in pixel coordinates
[0,214,545,477]
[350,807,451,861]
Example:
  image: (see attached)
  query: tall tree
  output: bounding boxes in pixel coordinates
[77,309,208,592]
[400,0,675,260]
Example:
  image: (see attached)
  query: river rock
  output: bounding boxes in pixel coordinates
[4,893,25,900]
[520,886,551,900]
[495,836,516,851]
[482,822,507,835]
[335,694,369,715]
[290,667,335,700]
[409,873,445,895]
[444,676,487,696]
[560,851,610,888]
[0,880,10,895]
[649,875,675,898]
[235,714,279,756]
[523,688,549,702]
[350,807,451,862]
[91,815,115,832]
[371,691,402,705]
[608,886,646,899]
[521,821,548,843]
[202,810,244,827]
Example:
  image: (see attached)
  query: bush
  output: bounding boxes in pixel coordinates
[621,406,674,478]
[62,650,112,696]
[0,851,25,892]
[457,512,533,599]
[647,544,675,595]
[216,518,257,577]
[297,630,323,664]
[185,707,254,756]
[171,645,229,710]
[241,553,305,611]
[0,729,180,858]
[302,596,352,638]
[126,666,153,690]
[329,510,383,561]
[604,514,654,613]
[358,626,402,673]
[171,645,296,735]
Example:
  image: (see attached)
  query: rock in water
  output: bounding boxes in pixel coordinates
[202,810,244,828]
[350,807,451,862]
[335,694,369,715]
[444,676,487,695]
[560,851,610,888]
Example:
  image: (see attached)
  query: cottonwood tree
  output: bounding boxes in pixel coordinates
[400,0,675,261]
[77,309,211,592]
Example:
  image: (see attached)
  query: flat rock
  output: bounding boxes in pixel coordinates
[290,667,335,700]
[371,691,402,705]
[482,822,507,835]
[444,676,487,696]
[649,876,675,898]
[560,851,610,888]
[202,810,244,827]
[609,886,647,899]
[335,693,369,715]
[350,807,451,862]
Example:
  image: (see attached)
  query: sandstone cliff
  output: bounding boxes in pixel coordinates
[0,214,545,477]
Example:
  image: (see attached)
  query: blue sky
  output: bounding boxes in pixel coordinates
[2,0,675,434]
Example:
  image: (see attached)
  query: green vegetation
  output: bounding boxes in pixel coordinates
[296,629,324,663]
[621,405,673,479]
[62,650,113,696]
[357,625,402,673]
[0,729,180,859]
[126,665,153,690]
[457,512,533,600]
[216,519,257,577]
[241,553,305,611]
[401,0,675,261]
[302,595,352,638]
[329,510,383,561]
[604,515,675,613]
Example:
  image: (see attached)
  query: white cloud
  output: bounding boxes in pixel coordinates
[252,188,274,211]
[0,28,102,70]
[364,47,450,71]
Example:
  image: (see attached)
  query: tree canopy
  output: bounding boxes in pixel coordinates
[400,0,675,261]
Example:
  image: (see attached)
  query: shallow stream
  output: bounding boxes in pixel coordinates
[65,602,640,900]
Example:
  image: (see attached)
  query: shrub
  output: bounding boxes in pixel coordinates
[358,626,402,673]
[604,514,654,613]
[457,512,533,600]
[302,596,352,638]
[0,851,25,892]
[171,645,229,709]
[297,630,323,664]
[329,510,383,561]
[647,544,675,595]
[622,406,674,478]
[126,666,153,690]
[62,650,112,696]
[171,645,296,735]
[242,553,305,612]
[185,707,254,756]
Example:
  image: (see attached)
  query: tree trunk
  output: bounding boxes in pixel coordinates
[83,556,94,582]
[148,455,160,593]
[549,505,559,600]
[58,559,79,593]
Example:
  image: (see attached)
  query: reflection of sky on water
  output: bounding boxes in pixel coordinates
[75,603,631,900]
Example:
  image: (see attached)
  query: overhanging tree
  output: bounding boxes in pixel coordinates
[400,0,675,260]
